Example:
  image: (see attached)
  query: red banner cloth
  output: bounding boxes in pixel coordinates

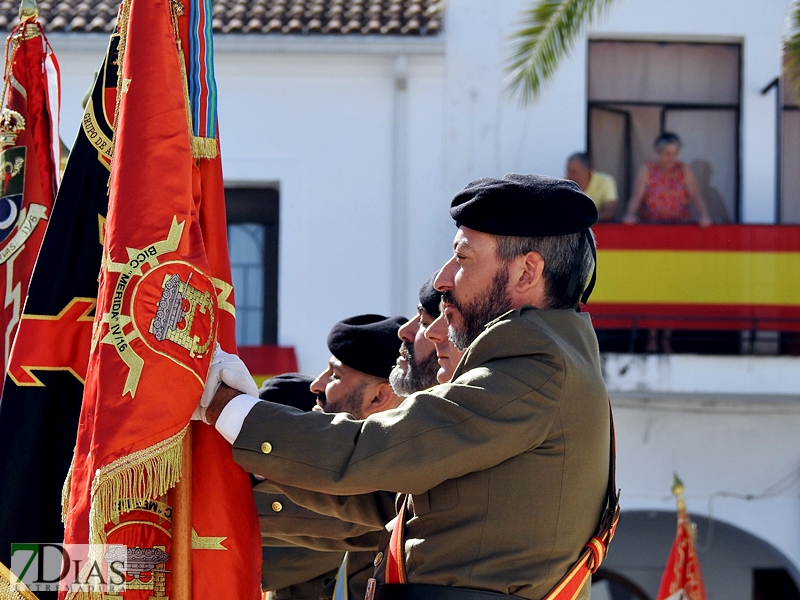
[0,20,59,374]
[62,0,260,597]
[656,507,707,600]
[188,74,262,600]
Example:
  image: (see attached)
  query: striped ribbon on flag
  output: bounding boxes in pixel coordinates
[174,0,218,158]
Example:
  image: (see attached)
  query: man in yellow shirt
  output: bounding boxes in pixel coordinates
[565,152,618,222]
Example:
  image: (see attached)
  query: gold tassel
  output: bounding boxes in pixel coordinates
[87,424,187,548]
[61,453,75,524]
[0,561,40,600]
[190,136,217,159]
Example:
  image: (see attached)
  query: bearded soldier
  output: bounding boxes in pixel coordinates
[201,174,616,600]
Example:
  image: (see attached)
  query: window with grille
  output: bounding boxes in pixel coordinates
[226,187,279,345]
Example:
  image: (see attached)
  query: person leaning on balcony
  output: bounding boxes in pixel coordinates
[622,132,713,353]
[622,131,712,227]
[565,152,618,222]
[197,174,614,600]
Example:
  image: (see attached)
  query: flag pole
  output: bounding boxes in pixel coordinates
[18,0,37,21]
[671,472,686,514]
[656,473,707,600]
[173,426,193,599]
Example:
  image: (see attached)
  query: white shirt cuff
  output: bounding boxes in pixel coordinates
[215,394,261,444]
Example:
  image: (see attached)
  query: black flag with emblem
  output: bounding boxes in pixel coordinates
[0,34,119,596]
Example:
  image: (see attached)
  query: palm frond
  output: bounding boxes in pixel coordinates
[505,0,619,105]
[784,0,800,101]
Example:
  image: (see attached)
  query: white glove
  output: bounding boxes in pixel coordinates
[193,343,259,423]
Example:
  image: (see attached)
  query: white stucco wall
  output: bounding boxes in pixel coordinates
[612,394,800,586]
[48,34,450,373]
[603,353,800,579]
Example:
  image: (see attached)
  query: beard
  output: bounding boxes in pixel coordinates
[442,266,513,351]
[317,382,369,419]
[389,341,440,396]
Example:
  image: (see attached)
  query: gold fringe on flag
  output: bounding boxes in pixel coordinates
[61,453,74,524]
[190,135,218,159]
[65,427,188,599]
[0,561,40,600]
[87,424,187,548]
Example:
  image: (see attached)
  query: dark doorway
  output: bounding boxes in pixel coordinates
[753,568,800,600]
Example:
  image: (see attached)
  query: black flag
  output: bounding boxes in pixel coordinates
[0,34,119,596]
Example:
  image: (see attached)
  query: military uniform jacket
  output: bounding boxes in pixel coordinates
[255,485,394,599]
[233,307,610,600]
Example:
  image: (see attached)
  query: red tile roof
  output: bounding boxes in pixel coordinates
[0,0,443,35]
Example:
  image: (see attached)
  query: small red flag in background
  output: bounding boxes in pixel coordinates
[656,475,707,600]
[62,0,261,597]
[0,16,60,373]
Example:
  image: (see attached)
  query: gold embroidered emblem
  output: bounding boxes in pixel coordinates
[191,529,227,550]
[0,109,25,148]
[103,545,169,599]
[98,217,217,396]
[151,272,213,357]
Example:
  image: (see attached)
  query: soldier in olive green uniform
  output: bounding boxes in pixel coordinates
[257,316,405,600]
[255,373,346,600]
[259,304,443,600]
[201,174,610,600]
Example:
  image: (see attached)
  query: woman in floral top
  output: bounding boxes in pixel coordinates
[623,132,712,226]
[622,132,713,353]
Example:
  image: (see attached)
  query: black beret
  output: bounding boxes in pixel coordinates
[327,314,406,379]
[258,373,316,412]
[418,272,441,318]
[450,173,598,236]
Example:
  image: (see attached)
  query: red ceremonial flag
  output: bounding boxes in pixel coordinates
[61,0,260,597]
[0,15,60,373]
[175,0,262,594]
[656,476,707,600]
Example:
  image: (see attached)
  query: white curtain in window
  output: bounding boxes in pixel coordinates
[589,41,740,104]
[782,111,800,223]
[782,57,800,223]
[623,106,663,180]
[589,105,662,209]
[664,109,737,223]
[590,108,627,208]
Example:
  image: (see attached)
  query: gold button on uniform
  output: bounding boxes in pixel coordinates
[271,501,283,512]
[260,442,273,454]
[373,552,383,567]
